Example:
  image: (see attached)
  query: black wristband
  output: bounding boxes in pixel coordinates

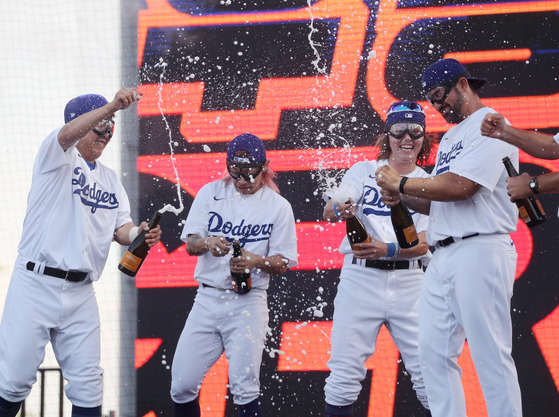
[399,176,409,194]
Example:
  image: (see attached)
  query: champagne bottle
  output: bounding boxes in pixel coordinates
[231,240,252,294]
[502,157,546,228]
[346,215,371,249]
[118,210,163,277]
[391,202,419,248]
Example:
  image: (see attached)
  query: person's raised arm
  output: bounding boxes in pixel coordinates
[376,165,480,212]
[481,113,559,160]
[58,88,142,151]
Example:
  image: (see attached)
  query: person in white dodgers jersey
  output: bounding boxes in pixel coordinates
[170,133,298,417]
[322,101,433,417]
[376,59,522,417]
[0,88,162,417]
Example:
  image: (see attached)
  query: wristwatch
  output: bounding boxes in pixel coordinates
[529,177,539,194]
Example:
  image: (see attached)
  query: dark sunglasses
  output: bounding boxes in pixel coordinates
[92,119,115,139]
[425,84,453,105]
[387,123,425,140]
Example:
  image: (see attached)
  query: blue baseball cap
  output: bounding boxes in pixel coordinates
[421,58,486,94]
[64,94,108,124]
[227,133,266,164]
[385,101,425,128]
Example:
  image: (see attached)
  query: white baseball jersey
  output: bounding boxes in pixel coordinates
[331,159,431,263]
[427,107,518,245]
[18,127,132,281]
[181,179,298,289]
[418,107,522,417]
[172,179,298,406]
[324,159,432,410]
[0,126,131,407]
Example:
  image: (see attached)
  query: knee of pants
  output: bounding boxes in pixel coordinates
[228,372,261,405]
[0,370,38,404]
[64,368,103,408]
[227,361,263,406]
[324,352,368,406]
[171,376,202,404]
[324,374,363,406]
[231,390,261,407]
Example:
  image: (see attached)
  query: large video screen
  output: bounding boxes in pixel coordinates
[132,1,559,416]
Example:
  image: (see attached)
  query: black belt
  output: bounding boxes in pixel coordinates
[436,233,479,248]
[352,257,422,271]
[201,282,228,291]
[26,262,88,282]
[201,282,262,292]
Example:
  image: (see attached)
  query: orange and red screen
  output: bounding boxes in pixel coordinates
[133,1,559,416]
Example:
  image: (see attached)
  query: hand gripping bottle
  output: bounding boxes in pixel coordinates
[118,210,163,277]
[502,157,546,228]
[231,240,252,294]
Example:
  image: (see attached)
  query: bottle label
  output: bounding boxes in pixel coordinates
[518,207,531,223]
[403,225,418,243]
[536,200,546,216]
[120,251,142,272]
[232,276,252,294]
